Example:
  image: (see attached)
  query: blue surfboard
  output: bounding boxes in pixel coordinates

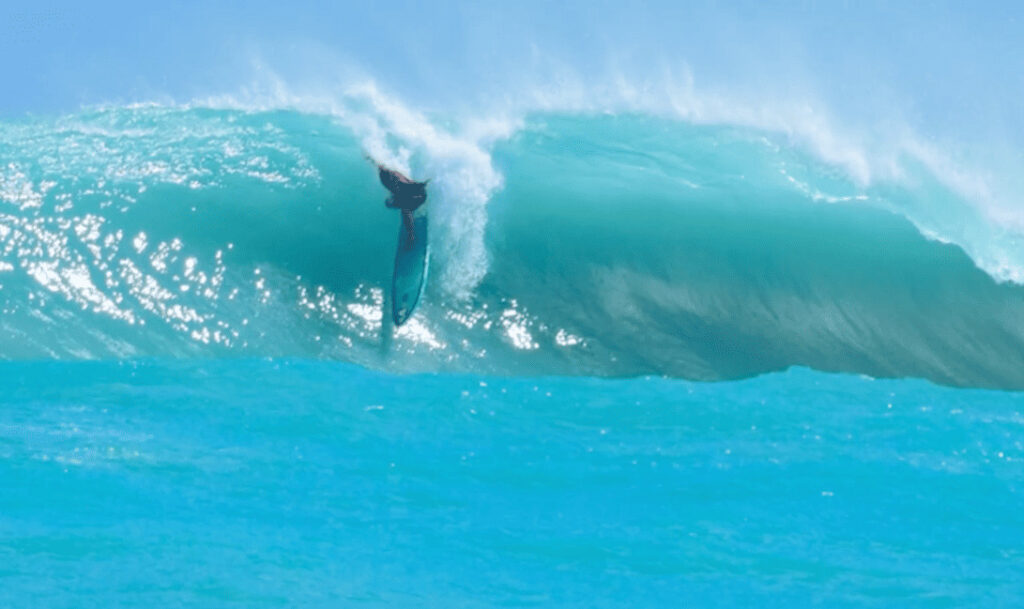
[391,205,429,326]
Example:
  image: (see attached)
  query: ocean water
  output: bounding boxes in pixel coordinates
[3,107,1024,386]
[2,361,1022,607]
[3,12,1024,603]
[2,105,1023,607]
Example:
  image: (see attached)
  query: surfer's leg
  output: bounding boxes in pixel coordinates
[402,209,416,246]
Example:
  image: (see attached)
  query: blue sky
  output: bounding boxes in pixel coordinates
[3,0,1023,147]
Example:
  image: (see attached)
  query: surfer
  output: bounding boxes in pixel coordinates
[371,160,431,326]
[377,164,428,245]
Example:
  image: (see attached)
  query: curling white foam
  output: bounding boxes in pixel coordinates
[184,64,1024,287]
[476,62,1024,284]
[196,76,517,299]
[340,83,513,299]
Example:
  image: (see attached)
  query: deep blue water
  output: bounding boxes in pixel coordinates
[1,361,1022,607]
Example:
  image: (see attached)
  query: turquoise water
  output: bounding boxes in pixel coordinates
[5,2,1024,605]
[2,361,1022,607]
[2,103,1024,606]
[2,107,1024,386]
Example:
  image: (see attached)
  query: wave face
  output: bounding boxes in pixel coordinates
[2,106,1024,388]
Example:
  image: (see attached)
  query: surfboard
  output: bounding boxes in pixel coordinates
[391,205,429,326]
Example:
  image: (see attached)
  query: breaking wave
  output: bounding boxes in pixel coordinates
[2,101,1023,388]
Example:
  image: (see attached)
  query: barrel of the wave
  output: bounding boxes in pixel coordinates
[377,164,430,326]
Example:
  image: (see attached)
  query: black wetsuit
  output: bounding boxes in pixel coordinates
[378,166,428,243]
